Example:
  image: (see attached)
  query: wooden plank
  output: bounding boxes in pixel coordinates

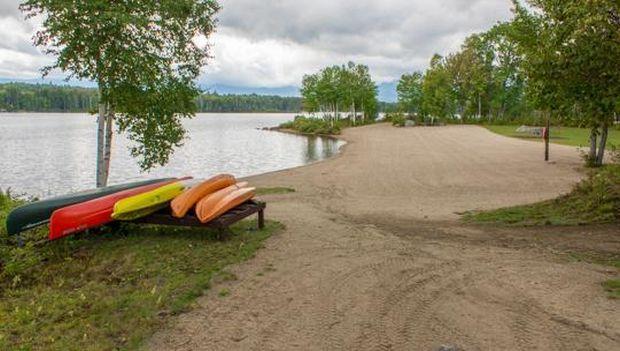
[131,200,266,230]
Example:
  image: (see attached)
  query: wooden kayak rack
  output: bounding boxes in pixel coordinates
[130,200,266,236]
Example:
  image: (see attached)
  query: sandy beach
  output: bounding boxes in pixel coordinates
[149,124,619,350]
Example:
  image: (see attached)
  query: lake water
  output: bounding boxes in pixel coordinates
[0,113,344,198]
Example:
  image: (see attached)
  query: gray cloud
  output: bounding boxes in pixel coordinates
[0,0,514,88]
[219,0,512,58]
[0,0,20,18]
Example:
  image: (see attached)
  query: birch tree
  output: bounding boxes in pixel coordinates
[397,72,424,116]
[510,0,620,166]
[300,62,378,123]
[20,0,220,186]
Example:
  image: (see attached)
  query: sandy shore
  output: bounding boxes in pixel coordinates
[149,124,619,350]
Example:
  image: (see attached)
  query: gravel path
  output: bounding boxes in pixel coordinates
[148,124,619,351]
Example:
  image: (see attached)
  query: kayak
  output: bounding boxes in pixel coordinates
[49,179,178,240]
[196,184,254,223]
[170,174,236,218]
[111,178,196,221]
[6,178,172,235]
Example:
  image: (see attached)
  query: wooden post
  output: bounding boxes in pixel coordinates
[544,115,550,162]
[258,208,265,230]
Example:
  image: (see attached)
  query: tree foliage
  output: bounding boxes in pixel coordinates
[0,83,303,113]
[395,0,619,165]
[301,62,379,124]
[396,72,423,114]
[20,0,220,177]
[510,0,620,166]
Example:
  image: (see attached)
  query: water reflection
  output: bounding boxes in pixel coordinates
[0,113,344,197]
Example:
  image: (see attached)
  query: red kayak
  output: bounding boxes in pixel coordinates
[49,178,184,240]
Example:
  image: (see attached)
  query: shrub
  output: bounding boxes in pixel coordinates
[385,112,407,127]
[279,116,342,135]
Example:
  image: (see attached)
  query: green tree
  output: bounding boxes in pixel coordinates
[484,23,527,121]
[422,54,456,121]
[300,62,378,124]
[21,0,220,186]
[510,0,620,166]
[397,71,424,115]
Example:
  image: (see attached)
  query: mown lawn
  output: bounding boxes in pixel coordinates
[485,125,620,147]
[0,194,282,350]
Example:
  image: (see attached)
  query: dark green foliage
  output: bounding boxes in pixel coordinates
[196,93,302,112]
[464,165,620,226]
[279,116,343,135]
[0,83,99,112]
[0,83,303,113]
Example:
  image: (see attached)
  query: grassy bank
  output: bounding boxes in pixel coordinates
[485,125,620,147]
[0,192,282,350]
[463,164,620,226]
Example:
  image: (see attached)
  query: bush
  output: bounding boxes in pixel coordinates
[279,116,342,135]
[384,112,407,127]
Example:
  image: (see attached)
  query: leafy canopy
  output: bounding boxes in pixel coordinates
[20,0,220,169]
[510,0,620,125]
[301,62,378,120]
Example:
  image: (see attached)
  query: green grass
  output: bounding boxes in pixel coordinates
[567,253,620,270]
[256,187,295,196]
[0,192,283,350]
[602,279,620,299]
[463,164,620,226]
[566,253,620,299]
[484,125,620,147]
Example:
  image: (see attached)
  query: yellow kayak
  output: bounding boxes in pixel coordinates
[112,178,195,220]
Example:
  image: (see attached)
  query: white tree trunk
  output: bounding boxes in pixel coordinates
[96,99,106,188]
[588,128,598,165]
[478,93,482,120]
[102,104,114,186]
[596,123,608,166]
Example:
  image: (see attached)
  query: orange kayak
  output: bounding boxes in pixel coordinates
[170,174,236,218]
[195,183,254,223]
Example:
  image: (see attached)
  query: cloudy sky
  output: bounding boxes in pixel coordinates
[0,0,514,99]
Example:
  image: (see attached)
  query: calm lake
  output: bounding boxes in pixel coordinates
[0,113,344,198]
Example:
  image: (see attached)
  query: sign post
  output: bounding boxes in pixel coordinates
[544,115,550,162]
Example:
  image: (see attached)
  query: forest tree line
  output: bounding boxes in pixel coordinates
[0,83,304,113]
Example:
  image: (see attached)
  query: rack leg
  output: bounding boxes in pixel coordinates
[258,209,265,230]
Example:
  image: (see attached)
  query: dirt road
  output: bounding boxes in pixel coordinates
[148,124,619,350]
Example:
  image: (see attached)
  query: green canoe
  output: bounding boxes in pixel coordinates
[6,178,173,235]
